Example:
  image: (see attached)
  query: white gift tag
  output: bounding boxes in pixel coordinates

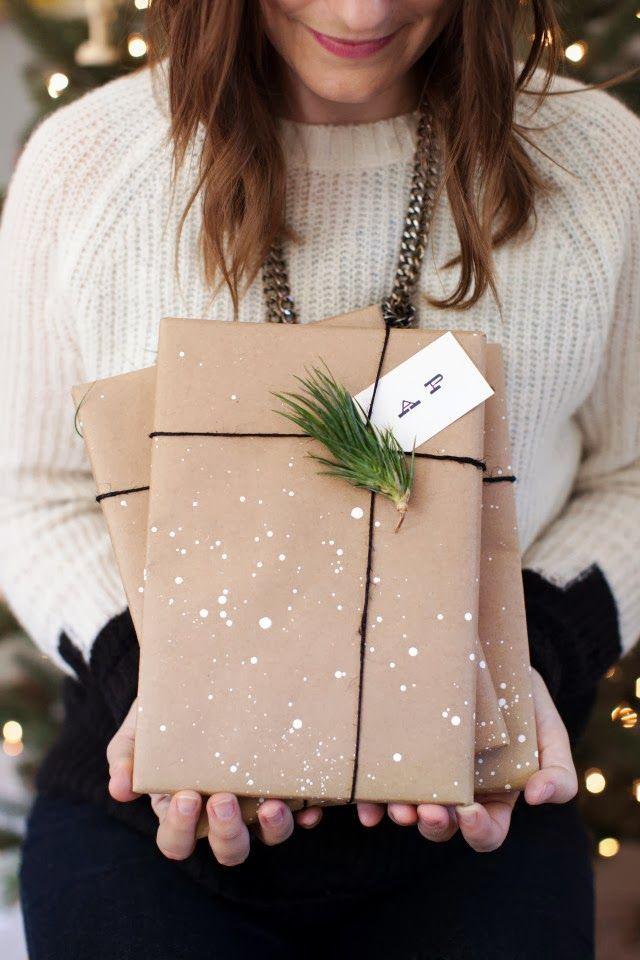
[353,332,493,452]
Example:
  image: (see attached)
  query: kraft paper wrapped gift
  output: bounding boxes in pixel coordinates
[74,310,539,814]
[132,317,490,807]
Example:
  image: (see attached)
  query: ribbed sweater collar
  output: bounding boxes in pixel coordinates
[279,108,419,170]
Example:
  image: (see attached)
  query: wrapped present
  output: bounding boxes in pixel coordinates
[132,316,490,806]
[74,310,540,817]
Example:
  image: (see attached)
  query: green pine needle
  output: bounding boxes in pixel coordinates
[273,362,415,531]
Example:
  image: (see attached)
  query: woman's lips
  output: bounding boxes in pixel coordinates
[309,27,398,60]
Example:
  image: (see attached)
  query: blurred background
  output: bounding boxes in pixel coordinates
[0,1,639,957]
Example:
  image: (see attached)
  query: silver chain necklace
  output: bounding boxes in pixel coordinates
[262,99,440,329]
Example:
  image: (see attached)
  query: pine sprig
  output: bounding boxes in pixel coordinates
[273,363,415,531]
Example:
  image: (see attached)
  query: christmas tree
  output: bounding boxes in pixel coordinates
[0,0,639,900]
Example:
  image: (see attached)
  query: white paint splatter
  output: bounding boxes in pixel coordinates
[393,752,402,762]
[259,617,272,630]
[451,715,461,726]
[199,609,209,618]
[351,507,364,520]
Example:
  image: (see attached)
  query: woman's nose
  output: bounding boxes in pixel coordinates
[324,0,395,36]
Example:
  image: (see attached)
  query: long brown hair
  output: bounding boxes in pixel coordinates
[149,0,565,313]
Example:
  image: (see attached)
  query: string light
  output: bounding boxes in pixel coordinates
[611,704,638,729]
[134,0,151,8]
[127,34,148,58]
[2,720,24,758]
[598,837,620,858]
[46,72,69,100]
[565,41,587,63]
[635,676,640,699]
[605,666,617,680]
[2,720,22,743]
[585,768,606,794]
[633,779,640,803]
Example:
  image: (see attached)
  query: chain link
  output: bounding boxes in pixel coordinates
[262,98,440,329]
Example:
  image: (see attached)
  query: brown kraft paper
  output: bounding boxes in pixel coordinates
[132,316,488,806]
[473,344,539,793]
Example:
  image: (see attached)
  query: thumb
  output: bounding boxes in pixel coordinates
[106,698,140,803]
[525,670,578,807]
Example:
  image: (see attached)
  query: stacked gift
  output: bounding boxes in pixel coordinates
[74,305,537,813]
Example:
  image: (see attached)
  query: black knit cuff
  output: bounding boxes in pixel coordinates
[88,610,140,727]
[58,609,139,729]
[522,563,621,703]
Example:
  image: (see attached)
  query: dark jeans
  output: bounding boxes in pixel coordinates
[21,793,594,960]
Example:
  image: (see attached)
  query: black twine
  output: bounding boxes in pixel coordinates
[96,485,150,504]
[483,474,517,484]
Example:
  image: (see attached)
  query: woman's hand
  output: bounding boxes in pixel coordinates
[107,700,323,866]
[354,668,578,852]
[108,668,576,864]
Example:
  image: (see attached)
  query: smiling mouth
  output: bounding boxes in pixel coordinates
[308,27,400,60]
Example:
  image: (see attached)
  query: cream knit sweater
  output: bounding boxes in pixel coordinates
[1,65,639,674]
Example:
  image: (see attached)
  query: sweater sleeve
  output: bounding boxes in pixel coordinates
[522,149,640,694]
[0,112,127,675]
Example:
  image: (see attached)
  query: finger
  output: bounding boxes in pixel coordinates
[156,791,202,861]
[455,797,515,853]
[295,806,323,829]
[150,793,171,822]
[417,804,458,843]
[356,802,386,828]
[387,803,418,827]
[255,800,295,846]
[525,671,578,806]
[106,699,140,803]
[207,794,251,866]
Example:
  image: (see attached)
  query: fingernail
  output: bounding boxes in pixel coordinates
[212,799,235,820]
[456,803,480,826]
[422,814,447,830]
[539,782,555,803]
[176,796,198,817]
[266,807,284,825]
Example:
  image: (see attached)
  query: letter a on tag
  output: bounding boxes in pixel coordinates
[353,332,493,452]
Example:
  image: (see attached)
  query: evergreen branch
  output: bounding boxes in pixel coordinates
[273,362,415,531]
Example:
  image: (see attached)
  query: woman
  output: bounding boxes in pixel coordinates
[1,1,639,957]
